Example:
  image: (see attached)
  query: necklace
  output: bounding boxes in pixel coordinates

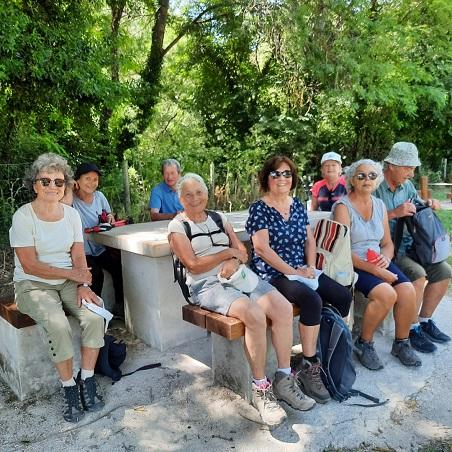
[264,197,291,219]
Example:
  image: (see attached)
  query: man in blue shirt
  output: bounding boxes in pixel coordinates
[375,142,451,354]
[149,159,183,221]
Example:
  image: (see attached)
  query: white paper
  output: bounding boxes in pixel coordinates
[286,269,323,291]
[81,297,113,333]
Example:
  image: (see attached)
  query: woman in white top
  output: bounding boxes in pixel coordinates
[332,159,420,371]
[9,153,104,423]
[168,173,315,428]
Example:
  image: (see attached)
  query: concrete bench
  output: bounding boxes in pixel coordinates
[182,303,301,400]
[0,295,81,401]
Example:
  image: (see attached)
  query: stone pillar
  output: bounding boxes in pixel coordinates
[212,330,277,401]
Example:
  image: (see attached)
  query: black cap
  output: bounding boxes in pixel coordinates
[74,162,102,180]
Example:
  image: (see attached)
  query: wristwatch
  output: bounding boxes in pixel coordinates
[77,283,89,288]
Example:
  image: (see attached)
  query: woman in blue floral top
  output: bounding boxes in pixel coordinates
[246,155,352,404]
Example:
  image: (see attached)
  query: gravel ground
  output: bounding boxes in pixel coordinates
[1,288,451,452]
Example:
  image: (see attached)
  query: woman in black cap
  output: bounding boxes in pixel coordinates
[72,163,124,319]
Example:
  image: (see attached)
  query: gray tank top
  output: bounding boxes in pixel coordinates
[332,195,386,260]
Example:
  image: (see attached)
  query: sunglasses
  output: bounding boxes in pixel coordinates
[270,170,293,179]
[35,177,66,188]
[355,172,378,181]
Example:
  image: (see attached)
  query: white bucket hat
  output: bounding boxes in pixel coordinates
[218,264,259,293]
[321,151,342,165]
[384,142,421,167]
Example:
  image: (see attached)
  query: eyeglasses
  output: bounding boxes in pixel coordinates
[269,170,292,179]
[35,177,66,187]
[355,172,378,181]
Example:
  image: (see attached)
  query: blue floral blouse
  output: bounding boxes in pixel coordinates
[245,198,309,281]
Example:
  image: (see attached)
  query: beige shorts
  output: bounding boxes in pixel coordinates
[15,279,104,363]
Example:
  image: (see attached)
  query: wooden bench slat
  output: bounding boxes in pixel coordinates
[182,302,301,341]
[0,296,35,329]
[182,304,211,329]
[206,312,245,340]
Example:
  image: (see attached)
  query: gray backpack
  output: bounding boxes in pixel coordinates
[395,201,450,265]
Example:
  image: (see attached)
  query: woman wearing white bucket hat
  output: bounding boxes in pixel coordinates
[168,173,315,427]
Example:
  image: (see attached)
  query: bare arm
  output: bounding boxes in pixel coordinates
[70,242,100,306]
[169,232,244,275]
[310,196,319,211]
[333,204,396,282]
[150,209,178,221]
[15,245,91,283]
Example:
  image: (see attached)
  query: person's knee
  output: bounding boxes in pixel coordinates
[298,294,322,326]
[269,292,293,321]
[369,284,397,310]
[244,304,267,330]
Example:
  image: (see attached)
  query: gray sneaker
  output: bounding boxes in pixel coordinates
[295,359,331,404]
[273,371,316,411]
[391,339,422,367]
[354,338,383,370]
[251,381,287,427]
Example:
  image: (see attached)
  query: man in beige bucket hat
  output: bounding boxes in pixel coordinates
[375,142,451,355]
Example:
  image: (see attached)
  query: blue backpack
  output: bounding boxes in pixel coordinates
[317,305,387,406]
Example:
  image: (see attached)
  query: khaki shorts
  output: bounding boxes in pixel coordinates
[15,279,104,363]
[394,255,452,284]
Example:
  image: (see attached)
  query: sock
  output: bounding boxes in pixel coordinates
[81,369,94,381]
[253,377,268,388]
[418,316,430,324]
[61,377,76,387]
[357,336,371,344]
[411,323,419,330]
[394,337,409,343]
[277,367,291,375]
[303,354,317,364]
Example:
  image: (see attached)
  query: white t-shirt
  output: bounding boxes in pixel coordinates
[9,203,84,285]
[168,212,230,285]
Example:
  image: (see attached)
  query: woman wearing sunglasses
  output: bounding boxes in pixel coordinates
[246,155,352,404]
[332,159,421,370]
[9,153,105,423]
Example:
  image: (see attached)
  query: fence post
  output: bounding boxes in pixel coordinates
[420,175,429,200]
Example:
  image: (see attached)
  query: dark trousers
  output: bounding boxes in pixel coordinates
[270,273,352,326]
[87,248,124,317]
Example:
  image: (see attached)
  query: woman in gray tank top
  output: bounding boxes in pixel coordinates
[332,159,421,371]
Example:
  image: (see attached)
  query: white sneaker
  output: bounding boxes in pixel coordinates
[273,371,316,410]
[251,381,287,427]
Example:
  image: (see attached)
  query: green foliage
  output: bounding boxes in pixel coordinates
[1,0,451,224]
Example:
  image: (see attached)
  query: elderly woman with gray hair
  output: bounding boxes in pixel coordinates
[9,153,105,423]
[168,173,315,428]
[332,159,421,371]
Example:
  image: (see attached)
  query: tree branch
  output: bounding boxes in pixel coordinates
[162,4,224,57]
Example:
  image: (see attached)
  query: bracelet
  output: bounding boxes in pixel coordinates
[77,283,89,288]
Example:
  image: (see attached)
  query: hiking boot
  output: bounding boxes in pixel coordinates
[353,338,383,371]
[251,381,287,427]
[62,385,85,423]
[273,371,316,411]
[391,339,422,367]
[77,373,105,412]
[409,325,437,353]
[421,319,451,343]
[295,359,331,404]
